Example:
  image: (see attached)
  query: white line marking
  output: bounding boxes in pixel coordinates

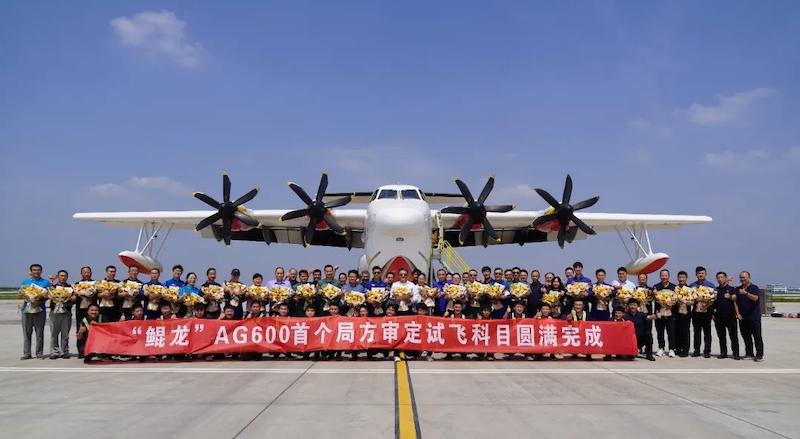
[0,367,797,375]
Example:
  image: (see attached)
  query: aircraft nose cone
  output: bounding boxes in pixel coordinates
[376,207,425,234]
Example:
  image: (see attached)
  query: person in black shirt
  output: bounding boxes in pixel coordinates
[527,269,544,317]
[736,271,764,361]
[714,271,740,360]
[202,267,222,319]
[625,299,656,361]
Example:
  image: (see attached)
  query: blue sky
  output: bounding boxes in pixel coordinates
[1,1,798,286]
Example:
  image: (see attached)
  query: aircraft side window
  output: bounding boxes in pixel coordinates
[377,189,397,199]
[401,189,420,200]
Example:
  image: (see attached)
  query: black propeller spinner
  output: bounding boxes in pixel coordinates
[193,173,260,246]
[441,176,514,246]
[531,174,599,248]
[280,172,352,246]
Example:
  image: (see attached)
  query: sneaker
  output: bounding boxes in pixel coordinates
[691,352,700,357]
[668,350,676,358]
[703,353,711,358]
[426,355,434,362]
[733,355,742,360]
[487,356,494,361]
[61,353,71,359]
[49,354,59,360]
[754,356,764,362]
[393,356,401,362]
[656,349,664,357]
[646,356,656,361]
[718,354,728,359]
[20,355,32,360]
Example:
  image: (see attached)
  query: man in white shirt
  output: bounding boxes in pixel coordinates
[390,268,420,314]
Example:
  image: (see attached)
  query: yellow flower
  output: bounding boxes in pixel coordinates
[344,292,366,307]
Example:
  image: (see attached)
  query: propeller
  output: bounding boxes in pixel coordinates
[441,176,514,246]
[531,174,599,248]
[193,173,260,247]
[281,172,351,246]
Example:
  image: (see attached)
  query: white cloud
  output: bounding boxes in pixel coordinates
[674,87,775,125]
[703,149,771,167]
[87,176,189,197]
[110,10,206,68]
[629,117,652,130]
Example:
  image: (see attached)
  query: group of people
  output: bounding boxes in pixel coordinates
[18,261,765,363]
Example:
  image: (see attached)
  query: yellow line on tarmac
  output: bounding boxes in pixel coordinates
[395,352,421,439]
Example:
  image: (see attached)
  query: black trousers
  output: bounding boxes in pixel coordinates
[655,316,675,350]
[714,314,739,356]
[675,313,691,355]
[75,307,88,331]
[637,330,653,357]
[99,306,119,322]
[739,319,764,358]
[691,312,712,354]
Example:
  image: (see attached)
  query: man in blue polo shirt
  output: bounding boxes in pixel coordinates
[737,271,764,362]
[20,263,50,360]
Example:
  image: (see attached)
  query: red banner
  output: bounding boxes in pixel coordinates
[86,316,638,356]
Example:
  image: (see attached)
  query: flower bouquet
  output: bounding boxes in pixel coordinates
[95,279,119,307]
[49,285,74,313]
[162,286,181,303]
[616,287,634,304]
[542,291,561,306]
[344,292,366,308]
[247,285,269,302]
[119,280,142,309]
[225,281,247,306]
[296,283,317,300]
[510,283,530,300]
[144,284,165,311]
[321,284,342,302]
[201,284,224,303]
[19,284,47,308]
[566,282,590,299]
[486,283,506,300]
[419,286,438,308]
[693,285,716,312]
[366,288,387,314]
[675,286,695,313]
[269,286,293,304]
[182,293,206,308]
[392,285,412,311]
[654,289,676,316]
[73,281,96,299]
[466,282,486,300]
[443,284,465,302]
[633,287,651,305]
[593,284,613,310]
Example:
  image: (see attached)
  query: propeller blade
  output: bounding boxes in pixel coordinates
[477,176,495,204]
[557,222,567,248]
[288,183,313,205]
[571,215,596,235]
[571,196,599,211]
[531,212,558,228]
[562,174,573,205]
[534,188,561,209]
[195,211,223,231]
[193,192,221,209]
[223,173,232,204]
[324,195,351,209]
[315,172,328,202]
[222,216,232,246]
[234,211,260,227]
[281,208,310,221]
[304,217,316,246]
[482,219,500,242]
[323,213,344,234]
[458,220,473,244]
[484,204,514,213]
[440,206,467,214]
[233,187,259,207]
[454,179,476,205]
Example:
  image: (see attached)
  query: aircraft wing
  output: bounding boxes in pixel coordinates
[73,209,368,248]
[437,210,712,247]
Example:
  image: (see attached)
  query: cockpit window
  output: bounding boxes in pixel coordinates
[401,189,420,200]
[370,191,378,201]
[377,189,397,199]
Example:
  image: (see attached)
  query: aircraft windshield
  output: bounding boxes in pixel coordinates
[401,190,420,200]
[377,189,398,199]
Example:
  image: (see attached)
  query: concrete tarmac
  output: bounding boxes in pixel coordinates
[1,302,798,439]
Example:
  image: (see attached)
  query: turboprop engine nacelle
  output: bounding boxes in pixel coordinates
[625,252,669,275]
